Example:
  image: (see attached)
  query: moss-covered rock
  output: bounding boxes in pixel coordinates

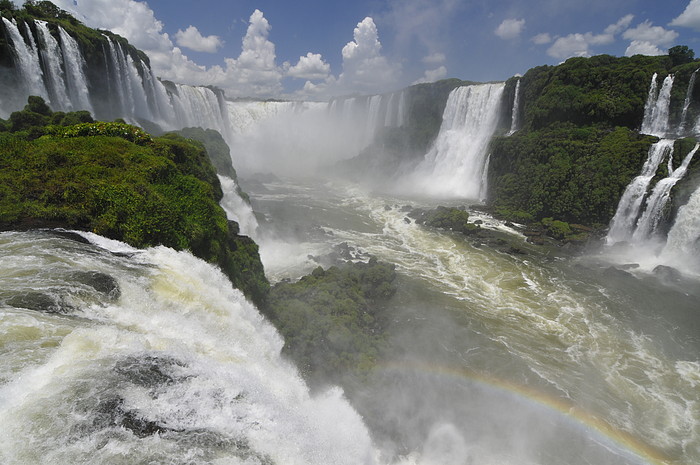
[0,98,268,306]
[265,258,397,386]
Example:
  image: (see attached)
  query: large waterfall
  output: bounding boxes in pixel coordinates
[409,83,505,199]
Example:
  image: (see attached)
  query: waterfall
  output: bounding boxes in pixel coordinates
[679,69,698,134]
[169,84,234,146]
[507,79,521,135]
[58,26,93,112]
[365,94,383,144]
[640,74,674,137]
[218,175,259,239]
[606,139,675,244]
[2,18,49,101]
[662,185,700,265]
[0,231,377,465]
[35,20,71,110]
[632,143,699,242]
[413,83,505,199]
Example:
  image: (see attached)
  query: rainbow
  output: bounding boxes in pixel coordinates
[376,361,677,465]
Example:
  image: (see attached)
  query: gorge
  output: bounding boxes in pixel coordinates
[1,4,699,465]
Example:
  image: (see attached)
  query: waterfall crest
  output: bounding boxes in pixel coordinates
[640,74,674,137]
[412,83,505,199]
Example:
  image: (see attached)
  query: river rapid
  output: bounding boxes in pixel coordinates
[248,177,700,465]
[0,177,698,465]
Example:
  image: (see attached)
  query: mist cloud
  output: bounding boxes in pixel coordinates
[413,66,448,84]
[175,26,223,53]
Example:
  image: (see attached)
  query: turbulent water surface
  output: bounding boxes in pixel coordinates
[1,177,699,464]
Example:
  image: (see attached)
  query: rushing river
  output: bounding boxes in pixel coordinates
[0,177,698,465]
[248,178,700,465]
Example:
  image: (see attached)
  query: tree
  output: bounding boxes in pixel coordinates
[0,0,15,12]
[668,45,695,67]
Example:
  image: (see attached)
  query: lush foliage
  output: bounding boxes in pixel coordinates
[520,55,671,130]
[0,98,268,306]
[488,124,656,225]
[265,258,397,386]
[409,206,480,235]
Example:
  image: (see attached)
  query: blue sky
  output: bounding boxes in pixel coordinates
[37,0,700,99]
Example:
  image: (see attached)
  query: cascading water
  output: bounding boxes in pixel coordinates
[0,231,377,465]
[679,69,698,134]
[170,84,234,146]
[606,140,675,244]
[58,26,93,113]
[640,74,674,137]
[35,20,71,110]
[661,185,700,268]
[410,83,505,199]
[507,79,521,136]
[632,143,699,242]
[2,18,49,101]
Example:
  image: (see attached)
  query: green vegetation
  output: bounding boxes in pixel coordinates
[490,51,700,230]
[409,206,480,235]
[265,258,397,386]
[0,97,268,306]
[489,125,655,226]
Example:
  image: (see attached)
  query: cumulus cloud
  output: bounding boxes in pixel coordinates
[215,9,283,97]
[336,17,399,93]
[671,0,700,30]
[495,18,525,40]
[531,33,552,45]
[175,25,223,53]
[544,15,633,60]
[622,20,678,47]
[413,66,447,84]
[286,53,331,80]
[625,40,664,56]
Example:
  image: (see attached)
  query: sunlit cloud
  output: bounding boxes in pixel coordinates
[531,33,552,45]
[545,15,633,60]
[413,65,448,84]
[285,53,331,81]
[175,26,223,53]
[495,18,525,40]
[670,0,700,31]
[622,20,678,48]
[625,40,664,56]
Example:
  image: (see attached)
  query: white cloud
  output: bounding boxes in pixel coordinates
[175,25,223,53]
[413,66,447,84]
[545,15,633,60]
[531,33,552,45]
[336,17,399,94]
[625,40,664,56]
[670,0,700,30]
[422,52,446,64]
[495,18,525,40]
[215,9,283,97]
[622,20,678,47]
[286,53,331,80]
[605,14,634,35]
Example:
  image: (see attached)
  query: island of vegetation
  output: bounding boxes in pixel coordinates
[0,96,268,306]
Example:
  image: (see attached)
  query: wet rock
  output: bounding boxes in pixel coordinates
[403,217,411,224]
[114,354,187,388]
[653,265,683,284]
[68,271,121,300]
[7,292,70,313]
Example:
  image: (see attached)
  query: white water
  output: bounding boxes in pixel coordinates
[606,139,674,244]
[632,143,699,242]
[248,179,700,465]
[58,26,93,113]
[0,231,377,465]
[218,175,259,239]
[35,20,71,110]
[640,74,674,137]
[507,79,521,136]
[679,69,698,134]
[408,83,505,199]
[662,185,700,268]
[2,18,49,101]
